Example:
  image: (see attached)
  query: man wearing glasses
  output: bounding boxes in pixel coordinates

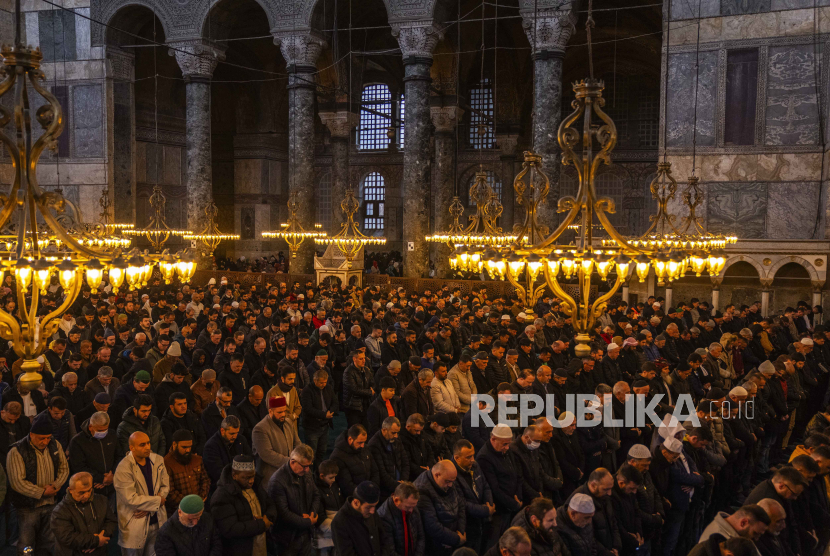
[267,444,322,556]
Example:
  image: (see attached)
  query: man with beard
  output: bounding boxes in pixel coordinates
[625,445,664,552]
[381,330,400,366]
[452,439,495,553]
[202,415,251,495]
[282,344,310,391]
[367,416,410,500]
[609,464,646,554]
[191,369,219,416]
[162,430,210,515]
[251,359,279,393]
[478,423,524,543]
[266,367,302,424]
[116,394,165,457]
[511,496,569,556]
[251,395,301,483]
[236,385,267,445]
[161,393,205,455]
[754,499,789,556]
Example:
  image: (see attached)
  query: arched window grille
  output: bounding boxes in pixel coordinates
[362,172,385,231]
[359,84,392,150]
[469,79,495,149]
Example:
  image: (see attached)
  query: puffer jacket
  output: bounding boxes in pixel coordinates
[116,407,165,459]
[566,484,622,556]
[113,451,169,549]
[511,507,570,556]
[413,469,466,552]
[367,430,411,498]
[267,461,323,546]
[330,430,380,497]
[377,496,425,556]
[209,465,276,556]
[555,505,599,556]
[51,492,117,556]
[154,511,222,556]
[342,363,374,412]
[67,419,117,497]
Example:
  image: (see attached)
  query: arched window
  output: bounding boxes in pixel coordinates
[361,172,385,231]
[316,172,332,232]
[469,79,495,149]
[359,84,392,150]
[466,170,502,209]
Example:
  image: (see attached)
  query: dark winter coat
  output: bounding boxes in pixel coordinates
[400,427,434,481]
[511,507,571,556]
[267,461,323,546]
[555,505,599,556]
[209,464,277,556]
[160,408,205,454]
[67,420,117,497]
[331,498,386,556]
[377,496,425,556]
[566,484,622,556]
[202,430,251,491]
[476,439,523,513]
[414,469,466,553]
[330,430,380,497]
[154,511,223,556]
[367,430,410,498]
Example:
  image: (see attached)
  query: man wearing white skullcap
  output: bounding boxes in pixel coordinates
[659,435,705,556]
[477,422,523,537]
[555,493,600,556]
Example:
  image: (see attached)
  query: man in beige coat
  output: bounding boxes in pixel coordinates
[251,396,301,484]
[114,431,169,556]
[265,366,302,423]
[448,354,477,414]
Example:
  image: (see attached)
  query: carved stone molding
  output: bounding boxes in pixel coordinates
[319,111,359,138]
[273,32,326,71]
[390,21,443,59]
[497,134,519,156]
[106,47,135,81]
[430,106,463,133]
[521,9,576,55]
[169,39,225,79]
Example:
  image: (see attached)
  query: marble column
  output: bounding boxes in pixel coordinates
[430,105,463,278]
[522,8,575,228]
[711,285,720,313]
[621,284,630,305]
[392,21,442,278]
[319,111,359,231]
[813,283,824,320]
[275,32,325,273]
[664,286,673,311]
[170,40,224,237]
[761,281,772,317]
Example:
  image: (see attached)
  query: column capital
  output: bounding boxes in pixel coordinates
[430,106,463,133]
[320,111,359,138]
[497,134,520,156]
[391,21,443,61]
[169,39,226,79]
[273,31,326,73]
[521,8,576,56]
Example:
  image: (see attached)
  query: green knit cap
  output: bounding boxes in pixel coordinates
[179,495,204,515]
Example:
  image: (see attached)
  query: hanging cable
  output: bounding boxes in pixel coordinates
[812,0,825,238]
[586,0,595,79]
[660,0,671,163]
[454,0,461,199]
[689,0,701,177]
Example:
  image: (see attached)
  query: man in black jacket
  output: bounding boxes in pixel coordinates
[202,415,251,495]
[235,385,266,445]
[160,392,205,455]
[477,423,523,544]
[367,416,410,500]
[68,411,117,498]
[267,444,323,556]
[453,439,495,554]
[414,460,466,556]
[565,468,623,556]
[300,369,339,468]
[342,351,375,428]
[331,480,386,556]
[510,497,570,556]
[209,454,276,556]
[551,413,584,498]
[401,413,434,481]
[0,401,30,460]
[609,464,645,554]
[51,471,117,556]
[377,481,425,556]
[330,425,380,497]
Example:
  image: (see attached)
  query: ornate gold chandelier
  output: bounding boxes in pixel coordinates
[316,188,385,269]
[183,202,239,257]
[262,191,325,259]
[426,169,518,268]
[124,186,190,251]
[0,3,196,389]
[479,79,724,358]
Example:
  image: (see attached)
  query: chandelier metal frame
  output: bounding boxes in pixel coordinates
[184,202,239,257]
[262,191,326,259]
[316,188,386,269]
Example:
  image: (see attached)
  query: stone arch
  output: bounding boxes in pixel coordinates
[95,0,177,46]
[195,0,276,41]
[718,255,766,282]
[301,0,393,32]
[769,256,820,283]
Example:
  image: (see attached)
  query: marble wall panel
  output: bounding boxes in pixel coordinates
[671,0,720,20]
[765,44,820,146]
[667,52,718,148]
[73,84,103,158]
[766,181,820,238]
[38,9,76,62]
[707,182,768,238]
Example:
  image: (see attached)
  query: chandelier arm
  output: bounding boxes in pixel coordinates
[542,265,577,318]
[504,268,526,304]
[0,313,21,357]
[535,199,581,249]
[594,210,647,255]
[530,281,547,311]
[39,208,121,260]
[27,71,65,176]
[39,269,83,335]
[18,281,33,333]
[558,102,586,184]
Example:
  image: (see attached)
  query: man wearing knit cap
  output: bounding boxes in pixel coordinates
[210,454,275,556]
[6,416,70,555]
[155,494,222,556]
[163,429,210,515]
[331,481,386,556]
[252,396,301,484]
[477,423,523,543]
